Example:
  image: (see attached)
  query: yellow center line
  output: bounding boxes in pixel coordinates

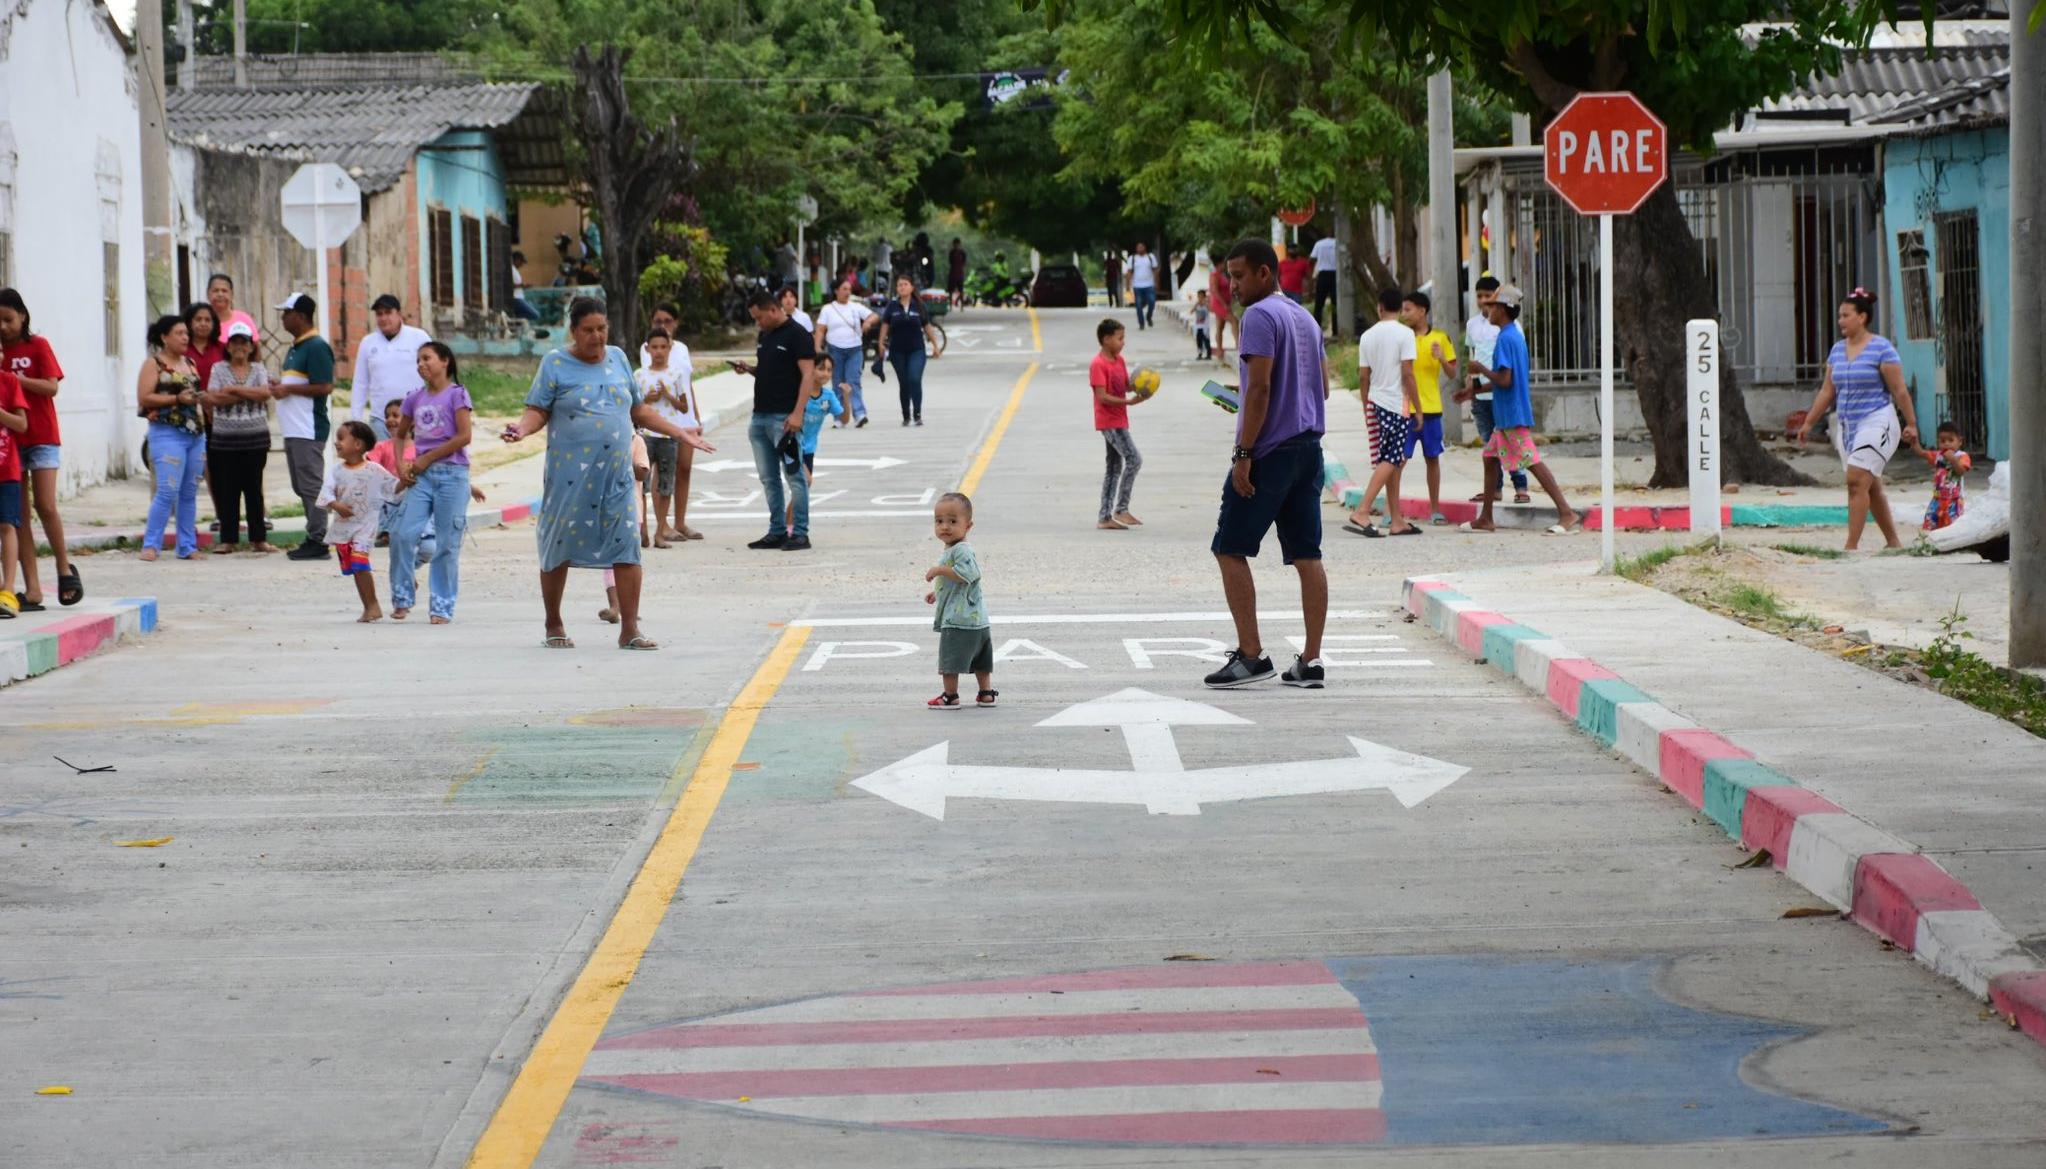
[957,362,1039,498]
[464,624,813,1168]
[1028,304,1042,353]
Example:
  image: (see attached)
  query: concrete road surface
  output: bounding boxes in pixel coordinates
[4,307,2042,1169]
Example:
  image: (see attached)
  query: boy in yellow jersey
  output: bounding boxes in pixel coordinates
[1402,291,1458,524]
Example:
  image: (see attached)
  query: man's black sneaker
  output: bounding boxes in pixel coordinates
[1282,656,1326,689]
[1204,649,1275,689]
[286,540,328,561]
[782,535,812,551]
[747,533,788,550]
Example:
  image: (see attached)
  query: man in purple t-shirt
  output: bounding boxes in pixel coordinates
[1207,239,1330,691]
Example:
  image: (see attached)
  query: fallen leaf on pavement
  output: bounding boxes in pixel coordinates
[1164,954,1215,962]
[1822,625,1844,634]
[1731,850,1772,869]
[34,1086,72,1096]
[114,837,173,848]
[1781,906,1840,919]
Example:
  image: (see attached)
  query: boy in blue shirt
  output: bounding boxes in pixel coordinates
[784,354,849,533]
[1455,285,1579,533]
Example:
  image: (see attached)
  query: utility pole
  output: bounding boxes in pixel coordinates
[233,0,249,88]
[1332,201,1356,341]
[176,0,195,89]
[2013,12,2045,668]
[1427,70,1464,443]
[135,0,177,317]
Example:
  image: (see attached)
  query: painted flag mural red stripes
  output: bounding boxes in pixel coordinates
[581,959,1385,1144]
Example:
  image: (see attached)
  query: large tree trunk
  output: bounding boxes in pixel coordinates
[570,44,696,354]
[1612,183,1812,487]
[1345,215,1398,302]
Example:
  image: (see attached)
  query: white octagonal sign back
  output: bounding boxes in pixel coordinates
[281,162,363,250]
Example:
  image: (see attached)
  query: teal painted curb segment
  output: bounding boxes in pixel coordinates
[1704,758,1802,839]
[1728,503,1852,527]
[22,632,57,676]
[1481,624,1547,675]
[1576,680,1657,745]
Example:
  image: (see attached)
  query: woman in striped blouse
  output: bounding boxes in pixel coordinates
[1795,288,1919,550]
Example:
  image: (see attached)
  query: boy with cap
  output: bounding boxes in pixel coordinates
[1456,284,1580,533]
[275,293,339,560]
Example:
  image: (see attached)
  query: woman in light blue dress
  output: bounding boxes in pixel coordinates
[503,298,713,649]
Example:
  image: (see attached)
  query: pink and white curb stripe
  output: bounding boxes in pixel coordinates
[1401,575,2046,1047]
[1,597,158,687]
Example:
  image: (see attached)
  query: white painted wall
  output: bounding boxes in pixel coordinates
[0,0,149,495]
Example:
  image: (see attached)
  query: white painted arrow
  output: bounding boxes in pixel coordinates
[695,456,908,473]
[850,688,1468,820]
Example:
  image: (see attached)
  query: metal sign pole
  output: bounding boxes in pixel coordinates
[1599,213,1615,571]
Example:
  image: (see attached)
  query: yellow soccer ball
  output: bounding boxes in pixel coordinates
[1130,366,1162,399]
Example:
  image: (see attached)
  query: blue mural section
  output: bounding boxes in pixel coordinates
[1329,954,1887,1146]
[1883,127,2010,460]
[414,129,509,313]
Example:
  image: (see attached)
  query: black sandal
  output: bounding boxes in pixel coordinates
[58,568,83,607]
[976,689,999,708]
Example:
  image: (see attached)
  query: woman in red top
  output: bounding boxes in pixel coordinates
[0,288,81,608]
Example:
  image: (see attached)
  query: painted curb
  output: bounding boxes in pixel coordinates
[0,596,158,687]
[1399,574,2046,1045]
[1341,489,1852,530]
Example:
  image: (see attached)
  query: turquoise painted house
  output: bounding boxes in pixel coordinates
[1883,123,2009,460]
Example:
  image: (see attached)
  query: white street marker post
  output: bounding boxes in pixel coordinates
[1543,94,1669,571]
[1687,319,1722,543]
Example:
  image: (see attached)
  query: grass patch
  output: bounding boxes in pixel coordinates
[1615,543,1687,581]
[1327,340,1360,392]
[463,363,538,416]
[1922,607,2046,737]
[269,501,306,519]
[1724,582,1803,623]
[1773,543,1845,559]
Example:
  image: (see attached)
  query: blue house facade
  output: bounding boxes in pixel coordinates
[415,129,515,333]
[1882,125,2009,460]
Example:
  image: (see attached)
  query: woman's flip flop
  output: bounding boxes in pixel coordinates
[543,635,575,649]
[58,568,83,607]
[620,635,659,651]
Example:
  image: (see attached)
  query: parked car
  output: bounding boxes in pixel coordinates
[1029,264,1090,308]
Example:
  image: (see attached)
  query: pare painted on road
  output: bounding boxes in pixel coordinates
[800,634,1431,673]
[574,955,1886,1148]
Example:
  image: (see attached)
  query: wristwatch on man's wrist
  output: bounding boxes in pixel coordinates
[1232,446,1254,462]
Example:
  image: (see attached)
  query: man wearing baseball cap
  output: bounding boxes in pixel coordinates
[274,293,337,560]
[353,294,432,441]
[1455,283,1581,534]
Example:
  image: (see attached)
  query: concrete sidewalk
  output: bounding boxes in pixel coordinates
[1401,563,2046,1043]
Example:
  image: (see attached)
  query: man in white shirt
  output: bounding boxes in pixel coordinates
[872,237,893,291]
[1127,241,1159,329]
[352,294,432,440]
[1308,234,1341,336]
[815,282,877,426]
[1348,287,1421,537]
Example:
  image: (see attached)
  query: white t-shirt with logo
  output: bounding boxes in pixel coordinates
[1310,237,1338,271]
[1129,254,1159,289]
[817,300,874,350]
[635,359,697,433]
[1359,319,1418,413]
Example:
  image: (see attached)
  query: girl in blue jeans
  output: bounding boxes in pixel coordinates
[388,342,474,623]
[135,315,206,560]
[878,275,942,425]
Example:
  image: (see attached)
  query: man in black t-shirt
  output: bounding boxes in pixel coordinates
[731,290,817,550]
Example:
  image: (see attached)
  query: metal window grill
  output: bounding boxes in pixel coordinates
[1490,158,1878,389]
[1897,230,1934,340]
[1934,209,1986,449]
[430,210,455,307]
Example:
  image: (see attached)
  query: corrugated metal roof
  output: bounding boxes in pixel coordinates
[1753,25,2009,130]
[167,80,550,193]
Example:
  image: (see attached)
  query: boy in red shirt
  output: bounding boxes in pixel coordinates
[0,369,27,615]
[1090,319,1149,531]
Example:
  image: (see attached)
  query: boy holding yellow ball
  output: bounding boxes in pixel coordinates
[1090,318,1151,530]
